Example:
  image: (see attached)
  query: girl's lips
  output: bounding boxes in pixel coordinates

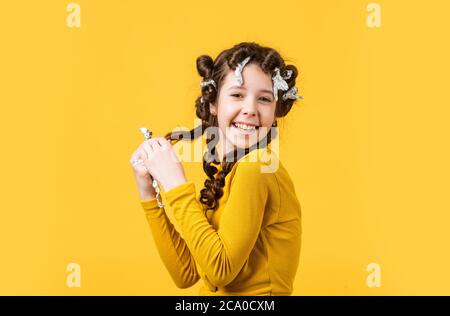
[231,122,258,136]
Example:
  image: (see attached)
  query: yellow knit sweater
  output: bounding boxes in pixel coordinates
[140,148,302,295]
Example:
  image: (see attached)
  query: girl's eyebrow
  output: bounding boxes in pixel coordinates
[228,85,273,95]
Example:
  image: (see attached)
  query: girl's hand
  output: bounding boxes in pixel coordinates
[140,137,187,192]
[130,143,156,200]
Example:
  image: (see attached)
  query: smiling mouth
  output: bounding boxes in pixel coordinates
[231,122,260,133]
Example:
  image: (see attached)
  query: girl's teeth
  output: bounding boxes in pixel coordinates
[234,123,255,131]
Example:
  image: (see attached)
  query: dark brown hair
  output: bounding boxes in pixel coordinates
[163,42,300,213]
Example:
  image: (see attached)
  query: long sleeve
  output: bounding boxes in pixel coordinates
[164,161,272,287]
[141,197,200,289]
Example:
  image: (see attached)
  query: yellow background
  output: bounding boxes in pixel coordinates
[1,0,449,295]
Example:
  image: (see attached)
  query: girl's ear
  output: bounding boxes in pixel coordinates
[209,102,217,116]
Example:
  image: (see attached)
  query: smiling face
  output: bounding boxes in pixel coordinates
[210,63,276,158]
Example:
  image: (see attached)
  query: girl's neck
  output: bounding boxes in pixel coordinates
[215,136,254,164]
[215,136,233,163]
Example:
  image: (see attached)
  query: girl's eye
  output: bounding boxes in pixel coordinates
[231,94,272,102]
[231,93,272,103]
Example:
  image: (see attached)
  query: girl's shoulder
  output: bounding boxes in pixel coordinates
[230,148,283,185]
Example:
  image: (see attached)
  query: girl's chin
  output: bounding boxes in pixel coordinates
[222,125,267,152]
[226,137,259,150]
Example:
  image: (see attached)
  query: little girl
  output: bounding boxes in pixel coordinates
[130,42,302,296]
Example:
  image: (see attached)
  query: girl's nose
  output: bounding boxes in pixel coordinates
[242,98,258,116]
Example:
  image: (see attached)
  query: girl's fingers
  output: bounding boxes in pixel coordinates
[142,141,153,157]
[130,149,148,171]
[130,148,146,163]
[138,137,170,167]
[157,137,170,147]
[145,137,168,150]
[136,148,148,160]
